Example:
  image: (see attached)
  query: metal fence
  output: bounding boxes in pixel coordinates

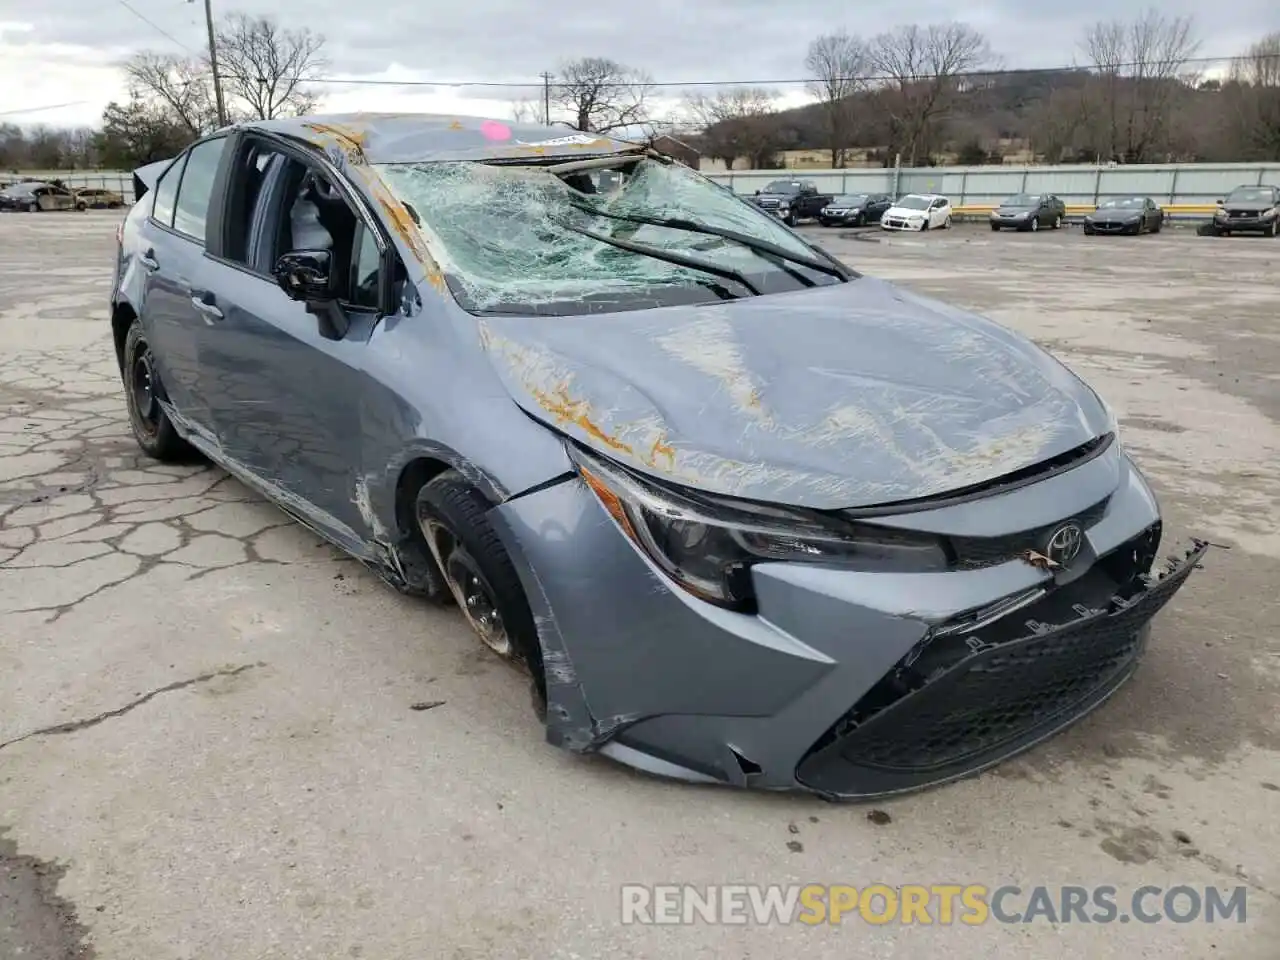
[7,161,1280,216]
[707,162,1280,214]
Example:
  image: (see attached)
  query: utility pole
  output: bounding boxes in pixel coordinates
[540,72,553,126]
[191,0,227,126]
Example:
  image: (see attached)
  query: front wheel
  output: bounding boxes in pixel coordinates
[416,472,546,714]
[1083,226,1096,236]
[1268,219,1278,237]
[990,223,1000,231]
[122,321,193,461]
[1029,217,1039,233]
[941,216,951,229]
[783,212,796,227]
[26,201,37,213]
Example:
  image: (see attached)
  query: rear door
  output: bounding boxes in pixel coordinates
[133,136,232,437]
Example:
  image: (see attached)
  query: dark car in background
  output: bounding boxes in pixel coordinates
[749,178,833,226]
[1083,197,1164,236]
[1212,185,1280,237]
[818,193,892,227]
[989,193,1066,232]
[0,181,82,212]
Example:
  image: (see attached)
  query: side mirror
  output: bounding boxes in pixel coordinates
[1215,198,1224,205]
[273,250,335,302]
[754,189,760,195]
[272,249,350,341]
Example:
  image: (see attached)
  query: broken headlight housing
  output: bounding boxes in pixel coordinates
[569,445,947,609]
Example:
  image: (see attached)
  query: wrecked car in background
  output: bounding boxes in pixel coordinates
[109,112,1206,799]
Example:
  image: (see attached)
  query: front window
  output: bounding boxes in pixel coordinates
[1226,187,1272,205]
[762,180,802,194]
[376,157,843,316]
[1098,198,1144,209]
[832,194,867,205]
[896,196,931,210]
[1004,194,1039,205]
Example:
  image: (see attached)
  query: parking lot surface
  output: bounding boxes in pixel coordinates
[1,212,1277,959]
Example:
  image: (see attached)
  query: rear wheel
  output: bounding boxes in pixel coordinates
[122,321,193,461]
[1268,219,1278,238]
[416,471,546,715]
[1029,217,1039,232]
[1053,214,1063,229]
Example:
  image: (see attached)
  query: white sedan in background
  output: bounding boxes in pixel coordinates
[880,194,952,231]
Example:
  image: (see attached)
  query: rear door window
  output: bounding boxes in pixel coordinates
[172,137,227,243]
[151,157,186,227]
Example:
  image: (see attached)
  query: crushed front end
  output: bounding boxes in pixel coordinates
[488,436,1207,801]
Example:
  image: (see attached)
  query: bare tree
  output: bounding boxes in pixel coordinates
[508,98,541,124]
[868,22,994,166]
[1078,10,1201,161]
[214,12,326,120]
[684,87,783,168]
[551,58,652,133]
[123,51,217,136]
[805,32,871,167]
[1225,32,1280,159]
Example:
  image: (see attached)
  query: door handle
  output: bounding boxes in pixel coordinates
[138,249,159,270]
[190,295,224,323]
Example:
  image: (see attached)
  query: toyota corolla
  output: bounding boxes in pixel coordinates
[109,113,1205,799]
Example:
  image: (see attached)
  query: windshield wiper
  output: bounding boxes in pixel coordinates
[549,217,761,296]
[567,200,853,283]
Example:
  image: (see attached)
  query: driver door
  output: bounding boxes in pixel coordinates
[195,135,386,544]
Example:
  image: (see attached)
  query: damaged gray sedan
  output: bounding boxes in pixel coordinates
[109,113,1206,799]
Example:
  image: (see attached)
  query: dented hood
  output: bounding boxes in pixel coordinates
[477,278,1111,509]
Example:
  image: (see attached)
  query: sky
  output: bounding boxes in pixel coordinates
[0,0,1276,129]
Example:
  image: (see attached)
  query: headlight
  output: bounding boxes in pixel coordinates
[1215,208,1227,218]
[1125,215,1140,223]
[570,445,947,608]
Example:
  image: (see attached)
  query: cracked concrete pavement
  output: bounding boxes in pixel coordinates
[1,212,1277,958]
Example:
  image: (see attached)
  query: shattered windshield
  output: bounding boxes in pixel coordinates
[377,157,838,315]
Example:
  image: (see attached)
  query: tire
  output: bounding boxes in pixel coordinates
[1029,217,1039,233]
[26,201,37,213]
[416,471,546,714]
[1053,214,1063,229]
[990,223,1000,231]
[1268,219,1278,238]
[1083,226,1095,236]
[122,321,193,461]
[783,212,796,227]
[1152,217,1162,234]
[942,216,951,229]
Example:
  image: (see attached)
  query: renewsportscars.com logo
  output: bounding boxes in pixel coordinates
[620,884,1249,926]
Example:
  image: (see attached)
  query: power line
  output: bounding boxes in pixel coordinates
[0,100,91,117]
[307,53,1249,90]
[113,0,193,52]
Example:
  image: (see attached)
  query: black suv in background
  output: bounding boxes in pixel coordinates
[1213,185,1280,237]
[989,193,1067,231]
[748,179,833,226]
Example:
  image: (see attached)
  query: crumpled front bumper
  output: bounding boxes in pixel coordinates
[487,457,1206,800]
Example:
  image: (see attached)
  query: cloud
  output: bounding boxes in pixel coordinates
[1,0,1275,127]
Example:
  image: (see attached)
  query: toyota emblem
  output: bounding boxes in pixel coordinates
[1044,522,1084,566]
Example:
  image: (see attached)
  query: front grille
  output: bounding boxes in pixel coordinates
[795,535,1207,797]
[951,498,1109,568]
[756,198,779,208]
[1228,209,1258,218]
